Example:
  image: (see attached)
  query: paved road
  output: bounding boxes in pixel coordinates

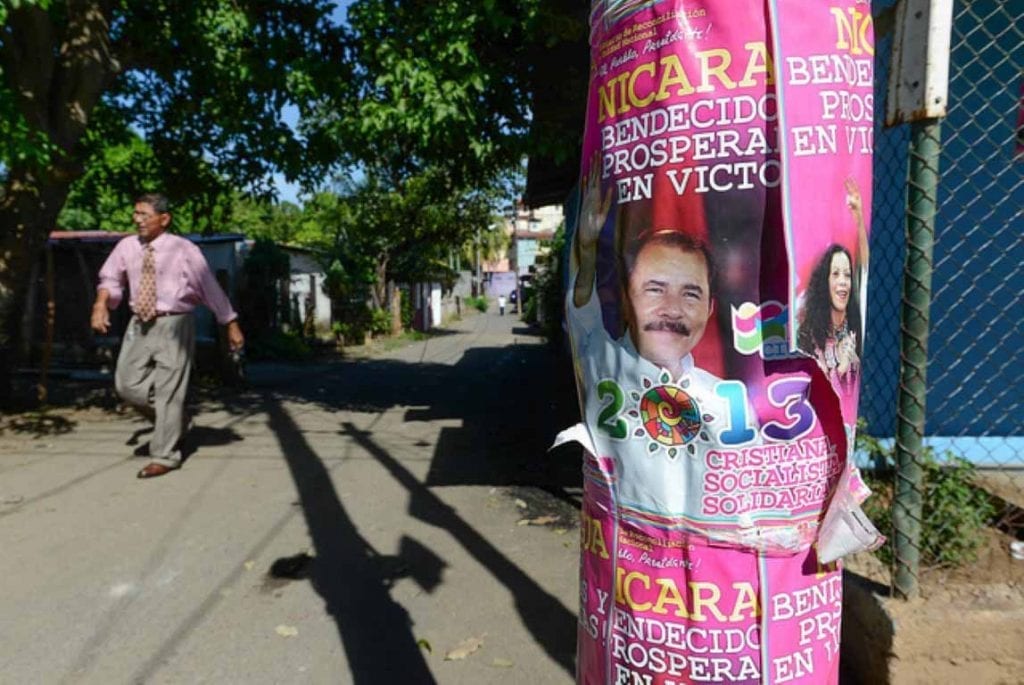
[0,309,583,684]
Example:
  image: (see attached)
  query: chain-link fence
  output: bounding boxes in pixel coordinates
[863,0,1024,595]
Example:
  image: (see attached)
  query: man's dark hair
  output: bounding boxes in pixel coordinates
[135,193,171,214]
[621,229,716,293]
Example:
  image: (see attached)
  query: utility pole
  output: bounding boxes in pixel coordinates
[514,200,523,319]
[475,225,482,296]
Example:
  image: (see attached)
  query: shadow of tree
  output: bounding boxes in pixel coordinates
[0,411,77,438]
[238,343,581,493]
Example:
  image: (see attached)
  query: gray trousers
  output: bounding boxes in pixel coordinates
[115,314,195,467]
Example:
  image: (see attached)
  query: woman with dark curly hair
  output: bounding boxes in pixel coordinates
[798,244,862,382]
[798,179,868,397]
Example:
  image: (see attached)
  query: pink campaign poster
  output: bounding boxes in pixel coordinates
[557,1,884,683]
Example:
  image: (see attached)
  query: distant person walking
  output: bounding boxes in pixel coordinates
[498,294,507,316]
[90,193,245,479]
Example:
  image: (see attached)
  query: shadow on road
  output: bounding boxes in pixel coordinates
[243,329,582,679]
[243,344,581,495]
[265,400,438,684]
[179,425,245,462]
[341,421,577,676]
[0,411,77,437]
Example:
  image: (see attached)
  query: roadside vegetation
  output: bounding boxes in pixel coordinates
[856,427,996,570]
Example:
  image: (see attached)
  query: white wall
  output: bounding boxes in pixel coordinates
[288,272,331,334]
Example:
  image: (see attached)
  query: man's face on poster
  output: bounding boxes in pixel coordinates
[626,240,713,369]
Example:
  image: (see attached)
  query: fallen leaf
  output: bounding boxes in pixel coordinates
[444,635,485,660]
[417,638,432,653]
[514,498,527,509]
[244,561,255,571]
[554,528,568,535]
[516,519,530,526]
[275,625,299,638]
[491,658,514,668]
[524,515,558,526]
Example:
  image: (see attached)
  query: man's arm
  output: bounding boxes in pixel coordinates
[573,158,612,308]
[188,244,245,351]
[91,240,128,333]
[90,288,112,333]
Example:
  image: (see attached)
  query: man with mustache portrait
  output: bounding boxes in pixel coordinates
[571,164,719,388]
[562,168,768,535]
[618,229,717,382]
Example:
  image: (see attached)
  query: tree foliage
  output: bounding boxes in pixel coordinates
[59,127,234,234]
[324,168,504,308]
[342,0,538,184]
[1,0,349,193]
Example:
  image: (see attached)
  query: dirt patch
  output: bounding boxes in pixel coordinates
[504,485,579,530]
[844,525,1024,684]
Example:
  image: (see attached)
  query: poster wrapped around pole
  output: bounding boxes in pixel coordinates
[557,2,885,683]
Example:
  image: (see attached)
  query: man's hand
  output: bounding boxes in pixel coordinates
[578,155,612,255]
[226,320,245,352]
[90,303,110,334]
[572,154,612,307]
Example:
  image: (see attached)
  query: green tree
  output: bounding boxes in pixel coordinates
[335,0,586,309]
[342,0,536,185]
[319,168,502,310]
[341,0,587,184]
[59,126,235,234]
[239,238,290,336]
[0,0,349,391]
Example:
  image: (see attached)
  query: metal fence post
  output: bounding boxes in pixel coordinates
[893,117,941,599]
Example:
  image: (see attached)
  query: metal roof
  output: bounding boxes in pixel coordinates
[48,231,246,245]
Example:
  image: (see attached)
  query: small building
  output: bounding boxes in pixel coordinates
[484,270,517,300]
[509,203,562,277]
[408,282,443,331]
[278,245,332,337]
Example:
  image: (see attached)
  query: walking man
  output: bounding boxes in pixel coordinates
[90,193,245,478]
[498,294,507,316]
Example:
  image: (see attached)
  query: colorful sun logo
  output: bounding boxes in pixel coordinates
[639,385,702,446]
[627,372,715,459]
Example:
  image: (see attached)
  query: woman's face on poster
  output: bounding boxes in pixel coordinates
[828,251,852,314]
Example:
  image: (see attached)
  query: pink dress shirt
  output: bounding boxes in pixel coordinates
[98,233,238,325]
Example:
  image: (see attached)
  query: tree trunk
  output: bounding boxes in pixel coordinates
[390,284,402,335]
[371,256,389,311]
[0,2,118,405]
[39,243,56,405]
[0,173,75,405]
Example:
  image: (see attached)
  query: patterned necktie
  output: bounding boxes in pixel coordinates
[137,244,157,322]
